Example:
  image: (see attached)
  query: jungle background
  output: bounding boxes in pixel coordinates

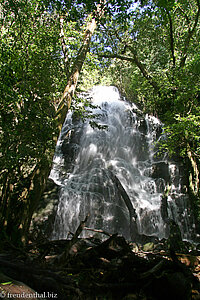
[1,0,199,244]
[0,1,200,299]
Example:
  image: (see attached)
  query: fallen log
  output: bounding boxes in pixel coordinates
[0,258,74,299]
[0,272,40,300]
[0,231,199,300]
[108,170,139,240]
[68,234,132,269]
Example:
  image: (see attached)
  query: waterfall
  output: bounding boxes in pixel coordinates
[50,86,193,241]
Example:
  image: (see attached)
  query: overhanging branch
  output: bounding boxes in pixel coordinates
[99,53,160,93]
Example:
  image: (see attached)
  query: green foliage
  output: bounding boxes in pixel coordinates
[162,112,200,158]
[96,0,200,156]
[1,282,13,286]
[93,0,200,220]
[71,95,108,130]
[0,0,67,239]
[1,2,59,178]
[0,0,113,242]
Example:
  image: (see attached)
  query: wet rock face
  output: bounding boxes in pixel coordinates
[61,122,84,172]
[137,117,148,134]
[30,179,59,240]
[49,86,195,241]
[151,162,170,182]
[61,141,79,170]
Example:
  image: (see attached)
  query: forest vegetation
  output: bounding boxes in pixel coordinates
[0,0,200,246]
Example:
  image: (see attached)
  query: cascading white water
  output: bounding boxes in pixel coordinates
[50,86,193,241]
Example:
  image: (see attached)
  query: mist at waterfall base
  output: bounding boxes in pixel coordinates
[50,86,194,242]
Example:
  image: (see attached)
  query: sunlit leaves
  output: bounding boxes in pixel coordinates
[0,0,63,178]
[162,112,200,158]
[93,0,200,170]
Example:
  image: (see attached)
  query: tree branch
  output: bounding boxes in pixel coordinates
[177,7,190,28]
[84,227,111,236]
[55,215,89,265]
[98,52,160,93]
[99,21,161,93]
[180,1,200,67]
[165,9,176,67]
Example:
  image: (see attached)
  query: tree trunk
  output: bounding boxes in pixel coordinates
[20,16,97,243]
[55,17,97,133]
[1,13,99,244]
[187,148,199,197]
[186,142,200,232]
